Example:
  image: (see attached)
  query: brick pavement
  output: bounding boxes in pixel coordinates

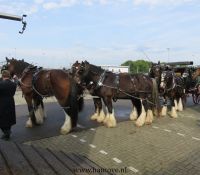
[24,106,200,175]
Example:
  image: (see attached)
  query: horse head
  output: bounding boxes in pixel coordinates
[160,71,174,91]
[149,63,162,86]
[2,57,31,78]
[71,60,89,85]
[72,60,105,91]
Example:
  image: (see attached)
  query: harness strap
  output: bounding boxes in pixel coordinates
[31,69,50,98]
[96,70,106,88]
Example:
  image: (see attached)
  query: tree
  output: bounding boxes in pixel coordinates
[121,60,151,73]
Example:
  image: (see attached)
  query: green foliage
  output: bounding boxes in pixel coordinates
[121,60,151,73]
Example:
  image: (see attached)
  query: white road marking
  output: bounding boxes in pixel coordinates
[192,137,200,141]
[80,139,86,143]
[99,150,108,155]
[71,135,77,138]
[152,126,159,129]
[164,129,171,132]
[177,133,185,137]
[89,144,96,148]
[128,166,139,173]
[112,158,122,163]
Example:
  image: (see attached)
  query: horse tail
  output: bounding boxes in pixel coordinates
[152,78,160,115]
[69,80,79,128]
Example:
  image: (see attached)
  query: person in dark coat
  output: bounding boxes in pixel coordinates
[0,70,17,140]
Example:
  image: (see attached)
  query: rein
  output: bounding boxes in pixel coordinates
[101,83,156,105]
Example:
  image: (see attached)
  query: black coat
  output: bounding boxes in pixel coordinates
[0,79,17,127]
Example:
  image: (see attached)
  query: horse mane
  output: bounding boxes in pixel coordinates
[6,57,32,76]
[86,62,104,75]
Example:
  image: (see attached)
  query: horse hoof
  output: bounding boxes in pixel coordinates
[90,114,98,120]
[106,123,114,128]
[25,118,33,128]
[35,119,43,125]
[103,118,108,124]
[145,121,152,125]
[25,123,33,128]
[170,114,178,118]
[130,115,137,121]
[105,121,116,128]
[60,128,70,135]
[135,121,143,127]
[97,116,105,123]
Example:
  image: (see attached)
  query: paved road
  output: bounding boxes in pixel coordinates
[11,98,133,142]
[3,93,200,175]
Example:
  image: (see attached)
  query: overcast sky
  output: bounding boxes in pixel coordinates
[0,0,200,68]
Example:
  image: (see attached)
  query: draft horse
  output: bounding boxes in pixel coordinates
[3,58,83,134]
[72,61,160,127]
[72,61,141,125]
[149,63,185,118]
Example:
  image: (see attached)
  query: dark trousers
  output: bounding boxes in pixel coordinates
[0,126,11,136]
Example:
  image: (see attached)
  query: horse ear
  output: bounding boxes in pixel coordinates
[75,60,78,63]
[22,59,24,62]
[158,61,160,65]
[6,57,9,61]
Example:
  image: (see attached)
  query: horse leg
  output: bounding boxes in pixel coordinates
[161,97,168,117]
[145,102,154,125]
[60,83,79,135]
[177,97,183,111]
[174,99,178,110]
[90,98,100,120]
[24,95,35,128]
[96,98,105,123]
[130,98,140,121]
[169,97,178,118]
[102,97,116,128]
[60,108,72,135]
[130,105,138,121]
[33,95,44,125]
[135,99,146,127]
[41,100,47,119]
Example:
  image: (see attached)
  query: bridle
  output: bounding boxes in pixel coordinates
[160,71,176,92]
